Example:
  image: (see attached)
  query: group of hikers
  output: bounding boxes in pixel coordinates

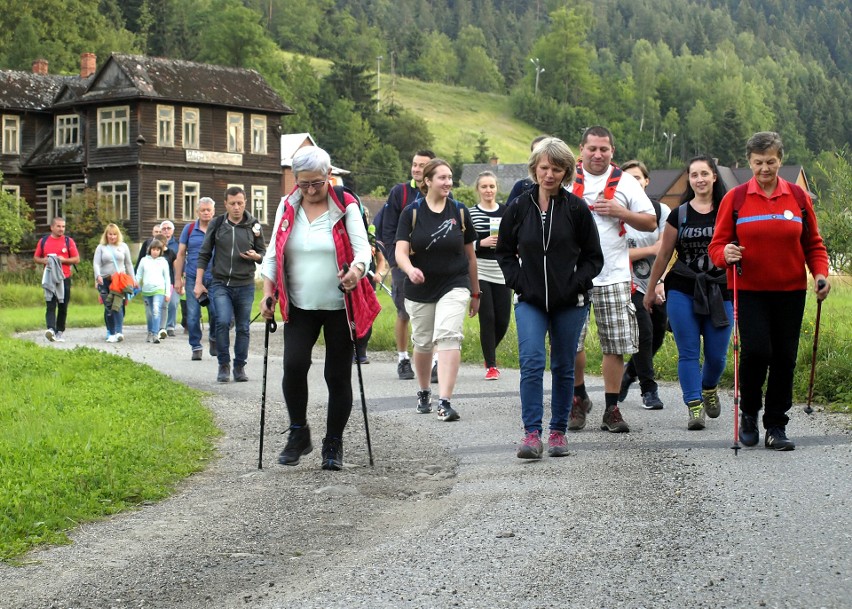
[35,126,831,469]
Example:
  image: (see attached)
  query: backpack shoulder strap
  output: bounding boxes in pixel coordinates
[652,200,662,224]
[604,166,622,200]
[452,199,467,233]
[572,164,585,197]
[677,203,688,242]
[788,183,809,247]
[39,234,49,254]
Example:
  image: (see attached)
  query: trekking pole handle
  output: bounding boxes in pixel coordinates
[264,296,277,333]
[817,279,827,290]
[732,240,743,276]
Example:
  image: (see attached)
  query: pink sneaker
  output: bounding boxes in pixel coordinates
[517,431,543,459]
[485,366,500,380]
[547,430,569,457]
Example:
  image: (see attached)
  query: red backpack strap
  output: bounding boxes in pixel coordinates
[572,164,585,197]
[604,166,622,200]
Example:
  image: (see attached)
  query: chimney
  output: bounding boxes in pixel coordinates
[80,52,96,78]
[32,59,49,75]
[489,156,499,166]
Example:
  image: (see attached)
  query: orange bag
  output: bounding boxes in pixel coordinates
[109,272,135,293]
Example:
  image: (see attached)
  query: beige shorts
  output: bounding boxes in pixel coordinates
[577,281,638,355]
[405,287,469,353]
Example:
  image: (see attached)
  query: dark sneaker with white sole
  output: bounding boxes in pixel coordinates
[437,399,459,422]
[321,437,343,470]
[765,426,795,451]
[739,413,759,446]
[641,390,664,410]
[278,426,313,465]
[397,358,415,380]
[416,389,432,414]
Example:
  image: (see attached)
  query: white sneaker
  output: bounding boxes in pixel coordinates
[54,331,65,342]
[158,329,168,340]
[45,329,56,342]
[115,333,124,342]
[106,335,119,343]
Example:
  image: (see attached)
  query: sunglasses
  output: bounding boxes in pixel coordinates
[296,180,327,191]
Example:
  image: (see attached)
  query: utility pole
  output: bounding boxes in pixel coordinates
[663,131,677,165]
[376,55,383,113]
[530,58,545,95]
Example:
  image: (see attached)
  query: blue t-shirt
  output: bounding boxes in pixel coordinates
[179,221,212,279]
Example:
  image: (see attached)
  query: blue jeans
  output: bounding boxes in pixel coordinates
[144,294,165,334]
[211,281,254,367]
[666,289,733,404]
[516,300,588,434]
[98,281,124,335]
[186,274,217,352]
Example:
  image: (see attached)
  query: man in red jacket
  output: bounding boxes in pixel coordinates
[34,217,80,342]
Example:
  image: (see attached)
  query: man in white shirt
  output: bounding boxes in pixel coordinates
[569,126,657,433]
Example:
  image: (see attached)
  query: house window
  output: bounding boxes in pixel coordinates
[55,115,80,148]
[2,115,20,154]
[250,115,267,154]
[157,180,175,219]
[70,183,86,198]
[1,184,21,213]
[182,108,199,149]
[227,112,244,153]
[47,185,66,224]
[251,185,268,224]
[157,105,174,147]
[97,106,129,147]
[98,181,130,220]
[182,181,199,221]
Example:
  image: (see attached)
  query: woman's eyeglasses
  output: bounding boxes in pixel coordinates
[296,180,327,191]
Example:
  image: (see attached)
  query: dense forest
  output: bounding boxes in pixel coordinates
[0,0,849,185]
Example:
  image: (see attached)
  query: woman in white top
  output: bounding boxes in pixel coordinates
[93,223,135,342]
[467,170,511,380]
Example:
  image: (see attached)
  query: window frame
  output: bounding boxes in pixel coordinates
[46,185,66,225]
[97,180,131,220]
[182,107,200,150]
[157,105,175,148]
[250,115,267,155]
[251,185,268,224]
[97,106,130,148]
[227,112,244,153]
[2,115,21,155]
[156,180,175,220]
[55,114,80,148]
[182,181,200,222]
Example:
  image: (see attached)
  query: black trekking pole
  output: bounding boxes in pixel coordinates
[258,296,277,469]
[804,279,827,415]
[340,264,375,466]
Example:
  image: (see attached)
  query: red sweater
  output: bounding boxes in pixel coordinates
[708,177,829,291]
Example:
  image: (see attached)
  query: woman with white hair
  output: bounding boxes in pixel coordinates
[260,146,380,471]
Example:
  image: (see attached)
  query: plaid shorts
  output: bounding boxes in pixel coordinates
[577,281,638,355]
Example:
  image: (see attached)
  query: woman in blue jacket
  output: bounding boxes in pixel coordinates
[496,138,603,459]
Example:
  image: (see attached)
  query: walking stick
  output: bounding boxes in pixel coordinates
[804,279,827,415]
[258,296,277,469]
[341,265,375,466]
[731,253,742,456]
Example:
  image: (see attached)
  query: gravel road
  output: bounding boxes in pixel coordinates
[2,324,850,609]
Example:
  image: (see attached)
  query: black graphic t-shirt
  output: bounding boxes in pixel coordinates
[666,202,728,298]
[396,200,477,303]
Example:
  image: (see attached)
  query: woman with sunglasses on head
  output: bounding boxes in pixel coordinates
[260,146,379,471]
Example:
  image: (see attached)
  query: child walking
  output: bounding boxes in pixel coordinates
[137,239,171,343]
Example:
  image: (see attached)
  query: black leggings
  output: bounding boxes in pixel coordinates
[282,306,353,438]
[478,280,512,368]
[625,290,668,392]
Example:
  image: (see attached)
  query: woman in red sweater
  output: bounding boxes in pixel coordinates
[708,131,831,451]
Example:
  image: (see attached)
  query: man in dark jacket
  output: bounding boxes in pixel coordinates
[195,186,266,383]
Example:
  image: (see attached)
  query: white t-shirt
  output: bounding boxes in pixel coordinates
[626,201,671,294]
[577,167,655,286]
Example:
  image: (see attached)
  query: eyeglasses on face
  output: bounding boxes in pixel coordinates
[296,180,327,191]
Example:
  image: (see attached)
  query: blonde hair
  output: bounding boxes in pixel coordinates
[474,170,497,190]
[99,223,124,246]
[528,137,576,185]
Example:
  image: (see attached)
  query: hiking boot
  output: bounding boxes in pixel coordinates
[568,395,588,431]
[45,329,56,342]
[416,389,432,414]
[397,358,414,380]
[618,366,636,402]
[739,413,759,446]
[208,338,218,357]
[233,365,248,382]
[158,329,168,340]
[485,366,500,380]
[191,350,202,361]
[642,390,664,410]
[54,331,65,342]
[431,362,438,384]
[601,405,630,433]
[765,426,795,451]
[547,430,570,457]
[321,437,343,470]
[217,363,231,383]
[686,399,706,430]
[278,426,313,466]
[702,387,721,418]
[517,431,543,459]
[437,399,460,422]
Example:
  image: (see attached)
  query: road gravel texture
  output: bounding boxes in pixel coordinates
[2,325,850,609]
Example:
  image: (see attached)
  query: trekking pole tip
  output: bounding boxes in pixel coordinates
[731,443,741,456]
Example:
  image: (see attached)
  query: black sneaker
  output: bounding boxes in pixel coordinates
[765,426,795,451]
[233,365,248,382]
[209,338,218,357]
[321,437,343,470]
[641,390,664,410]
[217,363,230,383]
[437,399,460,422]
[191,350,202,361]
[431,362,438,384]
[416,389,432,414]
[739,413,759,446]
[278,426,313,466]
[397,358,414,380]
[618,366,636,402]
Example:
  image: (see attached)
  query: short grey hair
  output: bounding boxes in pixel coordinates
[160,220,175,230]
[746,131,784,160]
[528,137,577,185]
[198,197,215,209]
[292,146,331,176]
